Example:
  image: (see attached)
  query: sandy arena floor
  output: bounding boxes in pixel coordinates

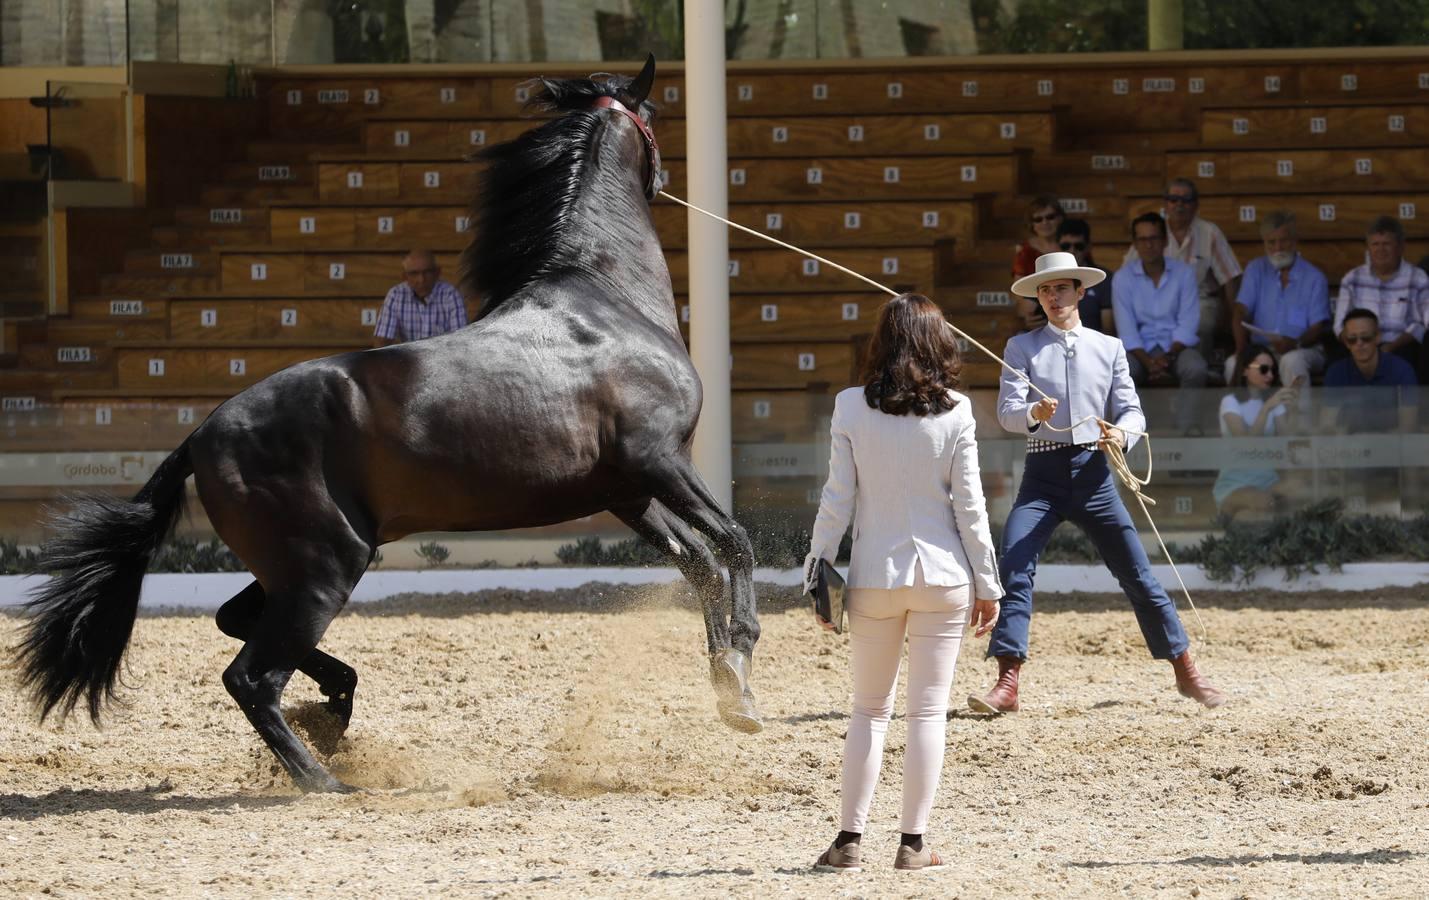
[1,583,1425,898]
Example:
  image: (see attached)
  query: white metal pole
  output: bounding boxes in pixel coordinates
[682,0,733,512]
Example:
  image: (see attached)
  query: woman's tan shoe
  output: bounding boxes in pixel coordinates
[814,840,863,872]
[894,843,946,871]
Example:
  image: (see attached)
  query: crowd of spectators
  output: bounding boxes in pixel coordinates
[1010,179,1428,405]
[1010,179,1426,519]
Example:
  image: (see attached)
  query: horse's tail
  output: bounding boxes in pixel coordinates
[15,439,194,723]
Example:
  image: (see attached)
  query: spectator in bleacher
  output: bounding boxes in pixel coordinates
[372,249,468,347]
[1227,211,1329,413]
[1321,308,1419,433]
[1112,213,1209,433]
[1123,178,1242,357]
[1332,216,1428,379]
[1017,218,1114,334]
[1214,346,1298,522]
[1010,195,1065,280]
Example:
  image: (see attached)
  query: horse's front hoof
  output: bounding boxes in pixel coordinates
[717,695,763,734]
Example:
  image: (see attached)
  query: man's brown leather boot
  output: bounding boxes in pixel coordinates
[1171,650,1226,708]
[967,656,1021,714]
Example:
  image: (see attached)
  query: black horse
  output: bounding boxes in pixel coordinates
[15,56,761,793]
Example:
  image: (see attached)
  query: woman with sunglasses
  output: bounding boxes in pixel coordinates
[1011,195,1066,281]
[1213,346,1298,520]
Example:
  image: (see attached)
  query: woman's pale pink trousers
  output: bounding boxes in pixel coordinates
[840,566,972,835]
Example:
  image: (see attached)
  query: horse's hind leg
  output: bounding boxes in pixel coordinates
[216,581,359,730]
[614,499,729,656]
[220,535,369,792]
[639,457,762,734]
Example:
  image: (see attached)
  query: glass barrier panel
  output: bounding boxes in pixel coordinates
[0,0,127,66]
[4,1,1429,67]
[127,0,274,65]
[2,387,1424,565]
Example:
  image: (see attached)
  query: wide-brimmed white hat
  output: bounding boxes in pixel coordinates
[1010,251,1106,298]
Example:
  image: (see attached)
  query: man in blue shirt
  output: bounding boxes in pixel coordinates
[1112,213,1209,432]
[1228,211,1330,412]
[1322,308,1419,433]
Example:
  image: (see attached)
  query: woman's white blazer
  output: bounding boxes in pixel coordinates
[808,387,1003,597]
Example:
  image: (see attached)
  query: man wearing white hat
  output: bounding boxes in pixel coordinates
[968,252,1225,714]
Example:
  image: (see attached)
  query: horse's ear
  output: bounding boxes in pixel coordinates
[627,53,656,106]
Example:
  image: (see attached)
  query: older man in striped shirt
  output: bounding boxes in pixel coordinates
[1333,216,1428,379]
[373,249,469,347]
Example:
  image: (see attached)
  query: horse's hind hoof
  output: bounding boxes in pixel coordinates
[710,648,752,702]
[323,693,354,734]
[298,772,359,794]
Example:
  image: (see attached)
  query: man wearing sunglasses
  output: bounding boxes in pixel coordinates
[1322,308,1419,433]
[1228,211,1330,412]
[1124,178,1242,358]
[373,248,469,347]
[1332,216,1428,380]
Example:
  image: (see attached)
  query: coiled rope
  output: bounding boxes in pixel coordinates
[661,189,1206,640]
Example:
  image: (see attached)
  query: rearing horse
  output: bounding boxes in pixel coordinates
[15,56,761,793]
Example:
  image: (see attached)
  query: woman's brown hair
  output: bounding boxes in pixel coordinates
[860,293,962,416]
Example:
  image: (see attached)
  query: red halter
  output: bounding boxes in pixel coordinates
[593,95,662,198]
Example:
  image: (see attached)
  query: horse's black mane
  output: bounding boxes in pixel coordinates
[461,74,657,317]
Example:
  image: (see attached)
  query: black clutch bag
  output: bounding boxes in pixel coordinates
[807,558,847,634]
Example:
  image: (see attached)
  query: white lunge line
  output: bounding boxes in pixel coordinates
[661,190,1206,640]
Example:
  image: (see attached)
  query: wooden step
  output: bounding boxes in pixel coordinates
[45,319,168,344]
[123,249,220,276]
[313,152,1024,204]
[174,205,271,229]
[245,140,361,163]
[99,273,222,297]
[218,160,316,186]
[151,224,270,249]
[198,183,318,207]
[1166,146,1428,194]
[0,367,115,399]
[1200,102,1429,149]
[70,296,169,322]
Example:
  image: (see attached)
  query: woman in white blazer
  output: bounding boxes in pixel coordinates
[807,294,1002,873]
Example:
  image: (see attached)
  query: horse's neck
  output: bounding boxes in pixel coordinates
[572,176,676,329]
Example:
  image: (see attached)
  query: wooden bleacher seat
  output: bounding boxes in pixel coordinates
[732,341,857,391]
[360,111,1057,161]
[112,342,366,391]
[264,199,979,251]
[1200,102,1429,148]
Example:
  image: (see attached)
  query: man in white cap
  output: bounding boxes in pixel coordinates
[968,252,1225,714]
